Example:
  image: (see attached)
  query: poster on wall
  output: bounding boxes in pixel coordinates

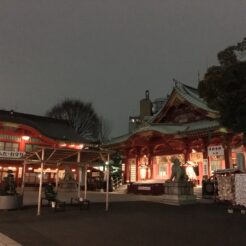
[203,159,208,176]
[129,159,136,182]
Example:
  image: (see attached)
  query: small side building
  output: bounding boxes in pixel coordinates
[0,110,101,187]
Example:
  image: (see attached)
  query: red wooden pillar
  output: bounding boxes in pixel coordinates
[19,139,26,152]
[202,137,210,177]
[148,147,154,179]
[224,146,232,169]
[136,155,139,182]
[125,160,129,183]
[121,148,128,183]
[135,147,141,181]
[224,135,233,169]
[183,138,190,163]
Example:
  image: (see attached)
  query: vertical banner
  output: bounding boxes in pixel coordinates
[203,159,208,176]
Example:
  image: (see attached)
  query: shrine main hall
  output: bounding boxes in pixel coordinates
[107,81,245,185]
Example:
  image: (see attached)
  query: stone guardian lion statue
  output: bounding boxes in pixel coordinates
[169,158,188,182]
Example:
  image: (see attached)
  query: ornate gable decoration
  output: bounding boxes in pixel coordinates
[163,103,204,124]
[152,81,219,124]
[155,95,205,124]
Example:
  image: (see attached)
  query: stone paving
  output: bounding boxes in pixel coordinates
[0,233,21,246]
[17,186,205,206]
[0,188,221,246]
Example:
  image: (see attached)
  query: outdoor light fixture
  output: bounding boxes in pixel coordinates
[7,166,16,171]
[59,143,67,147]
[22,135,30,141]
[76,144,84,149]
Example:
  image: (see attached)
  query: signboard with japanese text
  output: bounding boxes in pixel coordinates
[208,145,224,156]
[0,151,25,159]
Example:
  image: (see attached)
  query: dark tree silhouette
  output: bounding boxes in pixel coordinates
[46,99,101,141]
[198,37,246,144]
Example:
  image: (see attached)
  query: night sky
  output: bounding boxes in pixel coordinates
[0,0,245,137]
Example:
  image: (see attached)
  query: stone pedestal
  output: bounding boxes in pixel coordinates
[0,194,23,210]
[162,181,196,205]
[59,180,78,191]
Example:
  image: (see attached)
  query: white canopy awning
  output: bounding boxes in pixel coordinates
[22,146,114,215]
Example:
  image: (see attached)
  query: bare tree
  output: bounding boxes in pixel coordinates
[98,116,112,143]
[46,99,101,141]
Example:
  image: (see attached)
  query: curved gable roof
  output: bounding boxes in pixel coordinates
[174,80,219,114]
[152,80,219,123]
[0,110,94,144]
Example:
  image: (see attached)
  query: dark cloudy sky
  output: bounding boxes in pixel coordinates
[0,0,245,137]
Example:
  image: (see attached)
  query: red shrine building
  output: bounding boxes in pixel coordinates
[108,81,245,185]
[0,110,96,186]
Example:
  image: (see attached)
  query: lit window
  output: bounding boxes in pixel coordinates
[0,142,19,151]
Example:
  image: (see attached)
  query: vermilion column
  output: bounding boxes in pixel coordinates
[136,154,139,182]
[183,138,190,163]
[224,145,232,169]
[224,135,233,169]
[125,152,130,183]
[148,148,154,179]
[19,139,26,152]
[136,147,143,181]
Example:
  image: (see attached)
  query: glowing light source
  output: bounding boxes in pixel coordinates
[28,167,33,171]
[59,143,67,147]
[72,169,76,172]
[76,144,84,149]
[140,166,147,180]
[219,127,228,133]
[22,136,30,141]
[192,149,196,153]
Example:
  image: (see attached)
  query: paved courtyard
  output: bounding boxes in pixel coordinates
[0,189,246,246]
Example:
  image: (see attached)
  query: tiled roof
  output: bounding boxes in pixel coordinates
[0,110,94,144]
[107,119,220,145]
[150,80,219,123]
[174,80,219,115]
